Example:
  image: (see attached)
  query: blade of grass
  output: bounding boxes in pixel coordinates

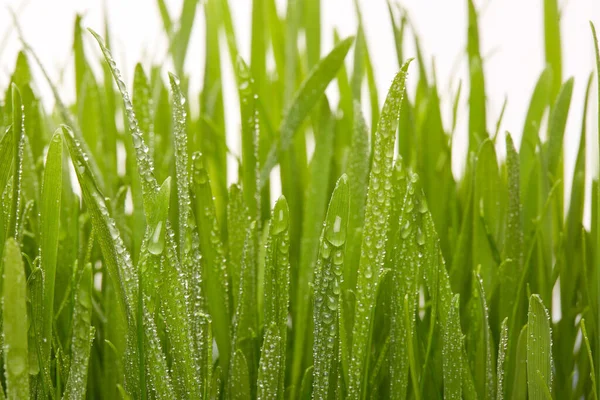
[259,37,354,184]
[312,175,349,399]
[348,59,412,400]
[543,0,562,100]
[63,262,95,400]
[443,294,462,400]
[2,238,29,400]
[262,196,290,397]
[527,294,553,400]
[39,131,62,374]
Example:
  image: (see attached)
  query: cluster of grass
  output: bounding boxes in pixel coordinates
[0,0,599,398]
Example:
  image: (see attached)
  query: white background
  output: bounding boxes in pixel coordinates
[1,0,600,218]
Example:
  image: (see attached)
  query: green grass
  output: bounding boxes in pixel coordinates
[0,0,599,398]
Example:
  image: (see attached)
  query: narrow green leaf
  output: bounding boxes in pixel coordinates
[527,294,553,400]
[190,152,231,369]
[260,37,355,183]
[543,0,562,99]
[64,263,95,400]
[349,59,412,400]
[262,196,290,397]
[546,77,574,180]
[312,175,349,399]
[39,131,62,370]
[257,324,283,400]
[443,294,462,400]
[496,318,509,400]
[2,238,29,400]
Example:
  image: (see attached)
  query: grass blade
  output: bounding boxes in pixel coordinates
[260,37,354,183]
[443,294,463,400]
[262,196,290,397]
[312,175,349,399]
[63,263,95,400]
[39,131,62,372]
[2,238,29,400]
[348,59,412,399]
[527,294,553,400]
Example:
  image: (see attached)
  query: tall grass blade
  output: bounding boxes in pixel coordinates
[2,238,29,400]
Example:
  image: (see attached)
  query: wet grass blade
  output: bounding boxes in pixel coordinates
[527,294,553,400]
[2,238,29,400]
[260,37,354,183]
[312,175,349,400]
[262,196,290,397]
[191,152,231,369]
[443,294,463,400]
[63,263,94,400]
[348,59,412,400]
[497,318,509,400]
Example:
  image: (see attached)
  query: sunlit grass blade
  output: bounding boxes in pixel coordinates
[546,77,574,181]
[312,175,349,400]
[527,294,553,400]
[259,36,354,183]
[348,59,412,399]
[2,238,29,400]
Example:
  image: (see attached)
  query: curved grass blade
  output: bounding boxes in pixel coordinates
[527,294,553,400]
[259,37,355,184]
[39,131,62,372]
[63,262,95,400]
[2,238,29,400]
[88,29,160,209]
[312,175,349,400]
[348,59,412,400]
[591,22,600,391]
[443,294,462,400]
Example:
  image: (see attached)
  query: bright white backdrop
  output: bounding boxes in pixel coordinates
[1,0,599,219]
